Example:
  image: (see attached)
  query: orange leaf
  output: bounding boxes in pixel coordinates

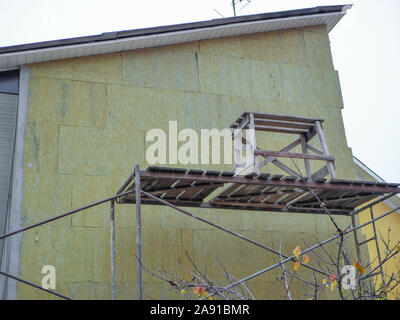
[359,266,365,275]
[302,254,310,264]
[198,287,205,296]
[193,286,201,296]
[329,274,336,282]
[353,261,365,275]
[294,261,300,271]
[293,245,301,260]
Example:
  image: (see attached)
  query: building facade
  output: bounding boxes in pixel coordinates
[0,5,375,299]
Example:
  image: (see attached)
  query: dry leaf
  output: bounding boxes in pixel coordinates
[353,261,366,275]
[293,245,301,260]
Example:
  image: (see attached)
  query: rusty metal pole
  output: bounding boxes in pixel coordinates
[135,165,143,300]
[351,215,363,263]
[110,200,116,300]
[370,207,386,288]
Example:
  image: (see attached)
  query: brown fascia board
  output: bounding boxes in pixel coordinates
[0,5,350,54]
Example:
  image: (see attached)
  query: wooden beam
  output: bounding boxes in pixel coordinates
[315,120,336,178]
[243,112,324,124]
[271,159,301,177]
[138,170,400,194]
[216,190,299,200]
[253,118,313,130]
[255,150,335,161]
[288,205,352,213]
[212,200,285,209]
[249,125,309,134]
[258,138,302,168]
[307,144,324,155]
[231,116,249,136]
[146,183,224,196]
[300,134,312,179]
[295,194,377,207]
[249,113,259,175]
[311,165,329,180]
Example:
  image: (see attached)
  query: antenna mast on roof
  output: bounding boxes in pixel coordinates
[231,0,253,17]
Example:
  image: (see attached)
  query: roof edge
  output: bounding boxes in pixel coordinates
[353,156,400,211]
[0,5,351,54]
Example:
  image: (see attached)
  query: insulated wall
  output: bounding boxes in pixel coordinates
[16,25,369,299]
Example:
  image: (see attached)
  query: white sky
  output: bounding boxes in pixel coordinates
[0,0,399,182]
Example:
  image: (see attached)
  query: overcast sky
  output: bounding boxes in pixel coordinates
[0,0,399,182]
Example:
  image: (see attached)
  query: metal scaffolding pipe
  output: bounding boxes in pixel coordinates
[224,205,400,291]
[0,271,72,300]
[110,200,116,300]
[0,190,134,241]
[140,190,330,277]
[352,215,363,263]
[135,165,143,300]
[370,207,386,287]
[349,193,396,216]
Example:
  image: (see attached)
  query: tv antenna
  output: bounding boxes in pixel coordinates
[231,0,253,16]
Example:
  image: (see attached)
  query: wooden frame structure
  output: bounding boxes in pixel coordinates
[231,112,336,179]
[118,166,400,216]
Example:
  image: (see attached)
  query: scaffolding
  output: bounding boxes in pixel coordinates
[0,112,399,300]
[231,112,336,179]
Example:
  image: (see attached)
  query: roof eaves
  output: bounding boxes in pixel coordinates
[353,156,400,211]
[0,5,351,55]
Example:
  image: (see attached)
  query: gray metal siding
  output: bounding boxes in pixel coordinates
[0,93,18,268]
